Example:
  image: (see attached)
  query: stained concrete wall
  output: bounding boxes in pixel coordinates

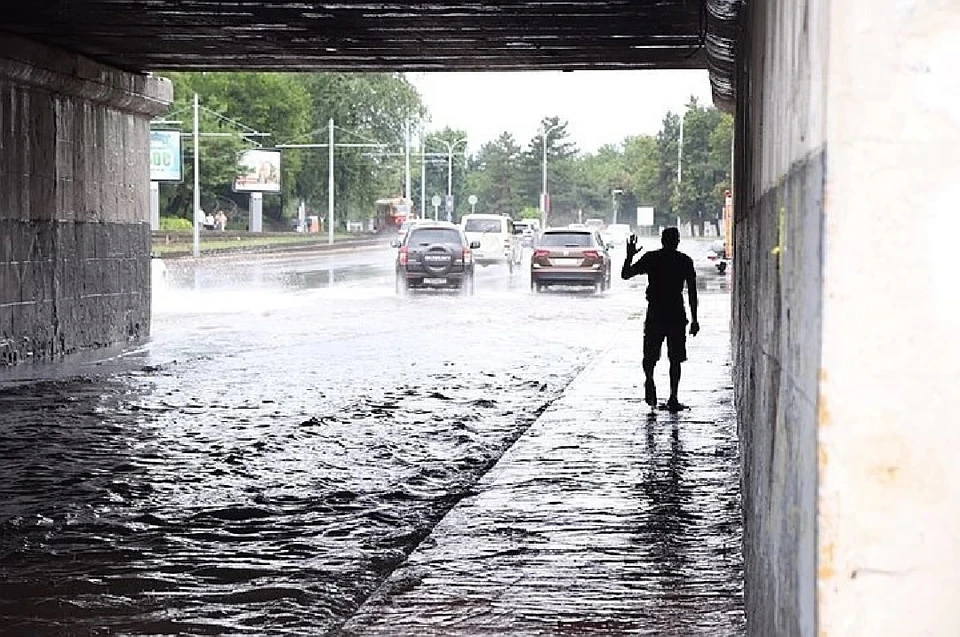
[0,36,171,364]
[818,2,960,634]
[734,0,825,634]
[736,0,960,635]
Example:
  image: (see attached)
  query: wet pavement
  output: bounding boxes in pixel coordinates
[337,290,743,636]
[0,238,740,635]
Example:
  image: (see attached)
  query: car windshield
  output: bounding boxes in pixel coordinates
[407,228,462,245]
[539,232,594,247]
[464,218,502,233]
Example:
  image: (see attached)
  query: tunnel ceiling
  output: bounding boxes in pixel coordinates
[2,1,739,106]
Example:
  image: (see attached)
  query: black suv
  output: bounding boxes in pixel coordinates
[392,221,478,294]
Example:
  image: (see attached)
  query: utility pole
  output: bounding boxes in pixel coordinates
[540,122,562,228]
[328,117,334,245]
[192,92,200,258]
[404,120,411,203]
[676,112,685,233]
[678,113,684,184]
[274,123,383,239]
[420,130,426,218]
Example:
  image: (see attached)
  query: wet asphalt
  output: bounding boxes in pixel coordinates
[0,238,740,635]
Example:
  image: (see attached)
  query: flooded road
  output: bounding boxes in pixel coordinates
[0,239,739,635]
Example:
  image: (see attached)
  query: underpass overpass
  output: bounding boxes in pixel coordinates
[1,2,958,635]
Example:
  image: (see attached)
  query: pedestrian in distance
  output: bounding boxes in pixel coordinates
[621,227,699,413]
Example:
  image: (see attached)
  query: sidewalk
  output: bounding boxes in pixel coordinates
[338,295,744,636]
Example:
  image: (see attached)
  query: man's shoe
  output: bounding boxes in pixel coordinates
[665,398,688,413]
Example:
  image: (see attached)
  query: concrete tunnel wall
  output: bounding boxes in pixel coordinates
[735,0,960,635]
[734,0,823,633]
[0,36,171,364]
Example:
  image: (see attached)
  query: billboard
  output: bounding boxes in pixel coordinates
[636,206,655,226]
[150,130,182,182]
[234,149,282,193]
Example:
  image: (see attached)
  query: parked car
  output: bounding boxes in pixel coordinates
[460,213,522,272]
[392,221,478,294]
[530,228,612,293]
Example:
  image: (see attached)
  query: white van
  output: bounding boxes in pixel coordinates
[461,214,522,272]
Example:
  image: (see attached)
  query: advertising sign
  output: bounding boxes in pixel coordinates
[233,149,282,193]
[636,206,655,227]
[150,130,182,182]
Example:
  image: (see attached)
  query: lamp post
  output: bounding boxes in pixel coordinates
[540,122,563,228]
[436,137,468,197]
[426,137,466,222]
[611,188,623,225]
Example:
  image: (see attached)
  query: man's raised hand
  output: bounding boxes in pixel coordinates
[626,234,640,257]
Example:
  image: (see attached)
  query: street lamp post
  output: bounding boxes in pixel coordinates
[438,138,468,197]
[611,188,623,225]
[426,137,467,221]
[540,122,563,228]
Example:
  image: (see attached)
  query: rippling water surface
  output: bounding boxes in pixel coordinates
[0,244,740,635]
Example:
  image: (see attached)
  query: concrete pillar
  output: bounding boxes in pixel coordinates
[249,192,263,232]
[0,35,171,364]
[735,1,960,635]
[818,2,960,635]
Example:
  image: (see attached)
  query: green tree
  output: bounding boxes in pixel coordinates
[673,97,733,235]
[158,72,314,225]
[655,111,681,228]
[525,117,578,225]
[297,73,425,227]
[577,143,629,223]
[466,132,524,216]
[156,72,426,231]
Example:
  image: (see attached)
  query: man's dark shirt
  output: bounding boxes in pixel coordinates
[624,248,695,328]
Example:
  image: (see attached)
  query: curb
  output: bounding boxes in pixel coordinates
[152,237,391,260]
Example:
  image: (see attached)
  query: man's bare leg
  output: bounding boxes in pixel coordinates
[643,358,657,407]
[667,360,683,411]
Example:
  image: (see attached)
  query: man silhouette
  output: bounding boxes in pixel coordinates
[621,227,699,412]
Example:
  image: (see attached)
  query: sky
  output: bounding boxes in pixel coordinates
[407,69,714,155]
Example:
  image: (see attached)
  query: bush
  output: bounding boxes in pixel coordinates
[159,216,193,231]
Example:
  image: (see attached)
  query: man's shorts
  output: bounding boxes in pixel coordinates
[643,320,687,364]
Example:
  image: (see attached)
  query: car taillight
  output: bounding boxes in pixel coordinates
[533,249,550,258]
[462,247,472,261]
[582,250,600,259]
[398,246,408,266]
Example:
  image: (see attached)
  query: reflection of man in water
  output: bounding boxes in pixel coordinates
[621,227,699,412]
